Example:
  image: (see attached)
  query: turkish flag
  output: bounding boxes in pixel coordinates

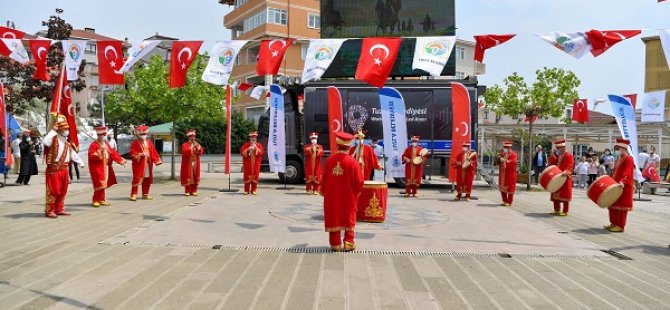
[50,66,79,150]
[169,41,203,88]
[642,162,661,182]
[256,39,294,76]
[623,94,637,109]
[97,40,125,85]
[572,98,589,123]
[0,26,25,56]
[449,82,471,182]
[524,114,539,124]
[354,37,402,88]
[474,34,515,62]
[327,86,343,152]
[585,30,641,57]
[28,40,52,81]
[238,82,253,92]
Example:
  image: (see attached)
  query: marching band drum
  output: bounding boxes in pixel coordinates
[357,181,388,223]
[587,175,623,208]
[539,165,567,193]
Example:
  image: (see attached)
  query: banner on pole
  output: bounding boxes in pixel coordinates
[268,84,286,173]
[379,87,408,178]
[202,41,247,86]
[301,39,346,83]
[609,95,644,182]
[61,40,86,80]
[449,82,472,182]
[116,40,161,74]
[412,36,456,77]
[640,90,666,123]
[327,86,343,152]
[225,85,232,174]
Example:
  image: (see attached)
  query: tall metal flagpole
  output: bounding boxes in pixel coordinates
[221,84,238,193]
[101,86,106,126]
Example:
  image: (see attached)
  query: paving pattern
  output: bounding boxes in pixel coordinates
[0,166,669,310]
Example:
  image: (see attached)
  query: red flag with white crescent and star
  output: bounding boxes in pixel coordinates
[0,26,25,56]
[327,86,343,152]
[585,29,641,57]
[256,39,294,76]
[28,39,52,81]
[354,37,402,88]
[474,34,515,62]
[623,94,637,109]
[97,40,125,85]
[642,162,661,182]
[449,82,471,182]
[572,98,589,123]
[50,65,79,150]
[169,41,203,88]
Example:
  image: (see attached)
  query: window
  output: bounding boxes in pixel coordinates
[267,8,287,25]
[236,52,242,66]
[243,10,266,33]
[455,71,465,79]
[235,0,250,8]
[301,44,308,60]
[246,106,266,126]
[308,13,320,29]
[455,47,465,60]
[247,45,259,64]
[85,43,96,54]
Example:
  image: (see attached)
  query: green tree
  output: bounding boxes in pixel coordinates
[484,67,581,190]
[0,9,86,116]
[174,111,255,154]
[105,54,228,179]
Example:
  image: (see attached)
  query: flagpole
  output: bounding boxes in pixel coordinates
[50,63,66,128]
[220,84,238,193]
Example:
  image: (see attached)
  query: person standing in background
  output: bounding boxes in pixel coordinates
[10,132,22,174]
[598,159,607,177]
[107,130,117,151]
[601,148,614,175]
[15,133,38,185]
[575,156,589,189]
[371,138,385,182]
[637,148,649,173]
[587,154,599,186]
[532,145,547,184]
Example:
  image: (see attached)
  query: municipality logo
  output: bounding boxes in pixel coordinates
[273,151,280,162]
[132,43,146,58]
[314,46,334,61]
[647,97,662,110]
[392,155,402,167]
[219,48,234,66]
[68,45,81,61]
[554,36,576,53]
[424,40,448,57]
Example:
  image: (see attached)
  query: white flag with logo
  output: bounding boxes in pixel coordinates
[116,40,161,74]
[301,39,346,83]
[660,30,670,73]
[61,40,87,80]
[250,86,266,100]
[412,36,456,77]
[537,32,592,59]
[641,90,667,123]
[202,40,247,86]
[0,39,29,64]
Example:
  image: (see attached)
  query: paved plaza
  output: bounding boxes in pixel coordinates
[0,163,669,309]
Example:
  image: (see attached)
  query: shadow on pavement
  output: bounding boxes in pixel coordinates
[571,228,612,235]
[0,280,103,310]
[609,245,670,257]
[3,212,46,219]
[524,212,556,219]
[476,203,503,208]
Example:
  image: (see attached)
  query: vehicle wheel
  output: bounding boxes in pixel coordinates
[279,159,303,184]
[393,177,406,188]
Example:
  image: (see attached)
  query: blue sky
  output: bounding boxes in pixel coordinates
[1,0,669,99]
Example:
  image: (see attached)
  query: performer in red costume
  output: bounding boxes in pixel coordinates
[181,129,204,196]
[350,130,383,181]
[402,136,429,197]
[605,138,635,232]
[498,141,517,207]
[304,132,324,195]
[321,132,364,252]
[240,131,264,195]
[129,125,162,201]
[88,125,126,207]
[548,138,574,216]
[43,116,85,218]
[453,141,478,201]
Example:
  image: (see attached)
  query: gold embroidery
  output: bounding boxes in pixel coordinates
[332,162,344,176]
[364,193,383,218]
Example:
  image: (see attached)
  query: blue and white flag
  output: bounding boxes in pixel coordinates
[116,40,161,74]
[61,40,87,80]
[609,95,644,182]
[268,84,286,173]
[379,87,408,178]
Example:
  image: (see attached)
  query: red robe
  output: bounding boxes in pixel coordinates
[402,146,426,186]
[452,150,478,193]
[304,144,324,184]
[240,142,264,183]
[180,141,204,186]
[548,151,574,202]
[610,154,634,211]
[498,151,518,194]
[130,139,162,187]
[321,152,364,232]
[349,144,381,181]
[88,140,124,191]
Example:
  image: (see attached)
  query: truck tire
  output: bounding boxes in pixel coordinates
[279,159,303,184]
[393,177,406,188]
